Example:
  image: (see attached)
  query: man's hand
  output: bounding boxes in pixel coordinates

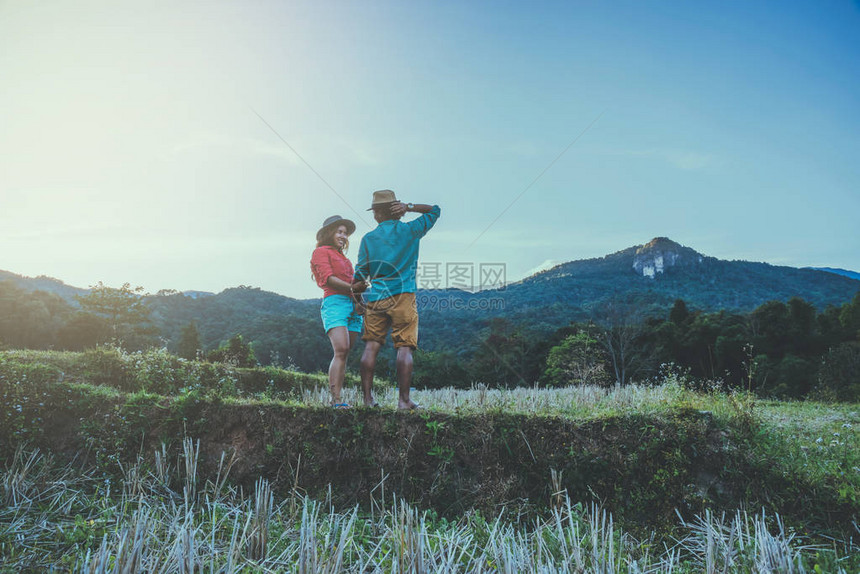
[390,201,408,218]
[352,298,367,315]
[350,281,367,310]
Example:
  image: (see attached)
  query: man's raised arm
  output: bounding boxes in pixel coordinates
[389,201,440,237]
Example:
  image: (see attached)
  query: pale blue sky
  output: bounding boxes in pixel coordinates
[1,0,858,298]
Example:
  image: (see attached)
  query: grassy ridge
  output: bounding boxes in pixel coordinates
[1,349,859,570]
[3,350,859,526]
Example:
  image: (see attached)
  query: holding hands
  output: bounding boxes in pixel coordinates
[350,279,368,312]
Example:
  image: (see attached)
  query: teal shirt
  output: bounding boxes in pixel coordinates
[355,206,441,302]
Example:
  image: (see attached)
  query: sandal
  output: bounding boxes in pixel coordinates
[332,403,352,409]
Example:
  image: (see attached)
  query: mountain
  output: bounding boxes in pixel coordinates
[811,267,860,282]
[3,237,859,363]
[631,237,704,278]
[511,236,859,311]
[180,290,215,299]
[144,286,323,369]
[415,237,860,350]
[0,269,88,303]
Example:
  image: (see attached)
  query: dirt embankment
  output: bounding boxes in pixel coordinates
[5,383,832,532]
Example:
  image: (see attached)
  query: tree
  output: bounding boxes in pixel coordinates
[177,322,201,360]
[413,350,471,389]
[669,299,690,325]
[769,354,817,398]
[19,300,52,349]
[544,331,610,387]
[749,301,791,357]
[596,303,654,385]
[786,296,820,355]
[75,282,155,349]
[0,280,71,350]
[470,318,532,387]
[815,342,860,402]
[818,305,848,349]
[57,313,106,351]
[248,316,333,372]
[840,292,860,342]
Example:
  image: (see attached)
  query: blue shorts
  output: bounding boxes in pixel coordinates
[320,294,363,334]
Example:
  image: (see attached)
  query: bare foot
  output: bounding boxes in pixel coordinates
[398,400,422,410]
[364,396,378,407]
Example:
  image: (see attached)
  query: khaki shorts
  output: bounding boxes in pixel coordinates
[362,292,418,349]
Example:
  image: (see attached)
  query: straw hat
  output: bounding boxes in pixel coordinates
[316,215,356,241]
[367,189,398,211]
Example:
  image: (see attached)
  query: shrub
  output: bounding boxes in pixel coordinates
[79,347,134,390]
[130,348,191,395]
[234,365,320,396]
[0,360,62,451]
[769,354,817,398]
[206,335,257,368]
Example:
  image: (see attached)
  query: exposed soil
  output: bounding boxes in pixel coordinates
[7,385,850,535]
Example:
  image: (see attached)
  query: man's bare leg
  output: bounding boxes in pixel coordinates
[360,341,382,406]
[395,346,419,409]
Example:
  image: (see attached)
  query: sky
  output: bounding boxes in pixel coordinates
[1,0,859,299]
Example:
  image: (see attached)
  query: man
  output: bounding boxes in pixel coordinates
[353,189,441,409]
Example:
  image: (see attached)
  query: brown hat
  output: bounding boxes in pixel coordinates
[316,215,356,241]
[367,189,398,211]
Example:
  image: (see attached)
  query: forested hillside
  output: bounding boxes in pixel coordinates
[2,238,859,398]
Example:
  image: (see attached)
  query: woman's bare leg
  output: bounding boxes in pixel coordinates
[327,326,351,405]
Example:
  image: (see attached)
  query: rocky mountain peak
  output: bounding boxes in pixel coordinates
[638,237,682,252]
[633,237,703,279]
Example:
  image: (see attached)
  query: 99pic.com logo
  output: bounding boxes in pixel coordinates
[416,293,506,312]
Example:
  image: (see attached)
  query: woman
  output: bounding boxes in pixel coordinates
[310,215,367,408]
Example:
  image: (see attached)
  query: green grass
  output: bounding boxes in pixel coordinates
[3,349,859,505]
[1,446,858,573]
[2,348,860,572]
[754,401,860,511]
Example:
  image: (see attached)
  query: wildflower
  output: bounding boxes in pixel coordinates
[815,437,823,444]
